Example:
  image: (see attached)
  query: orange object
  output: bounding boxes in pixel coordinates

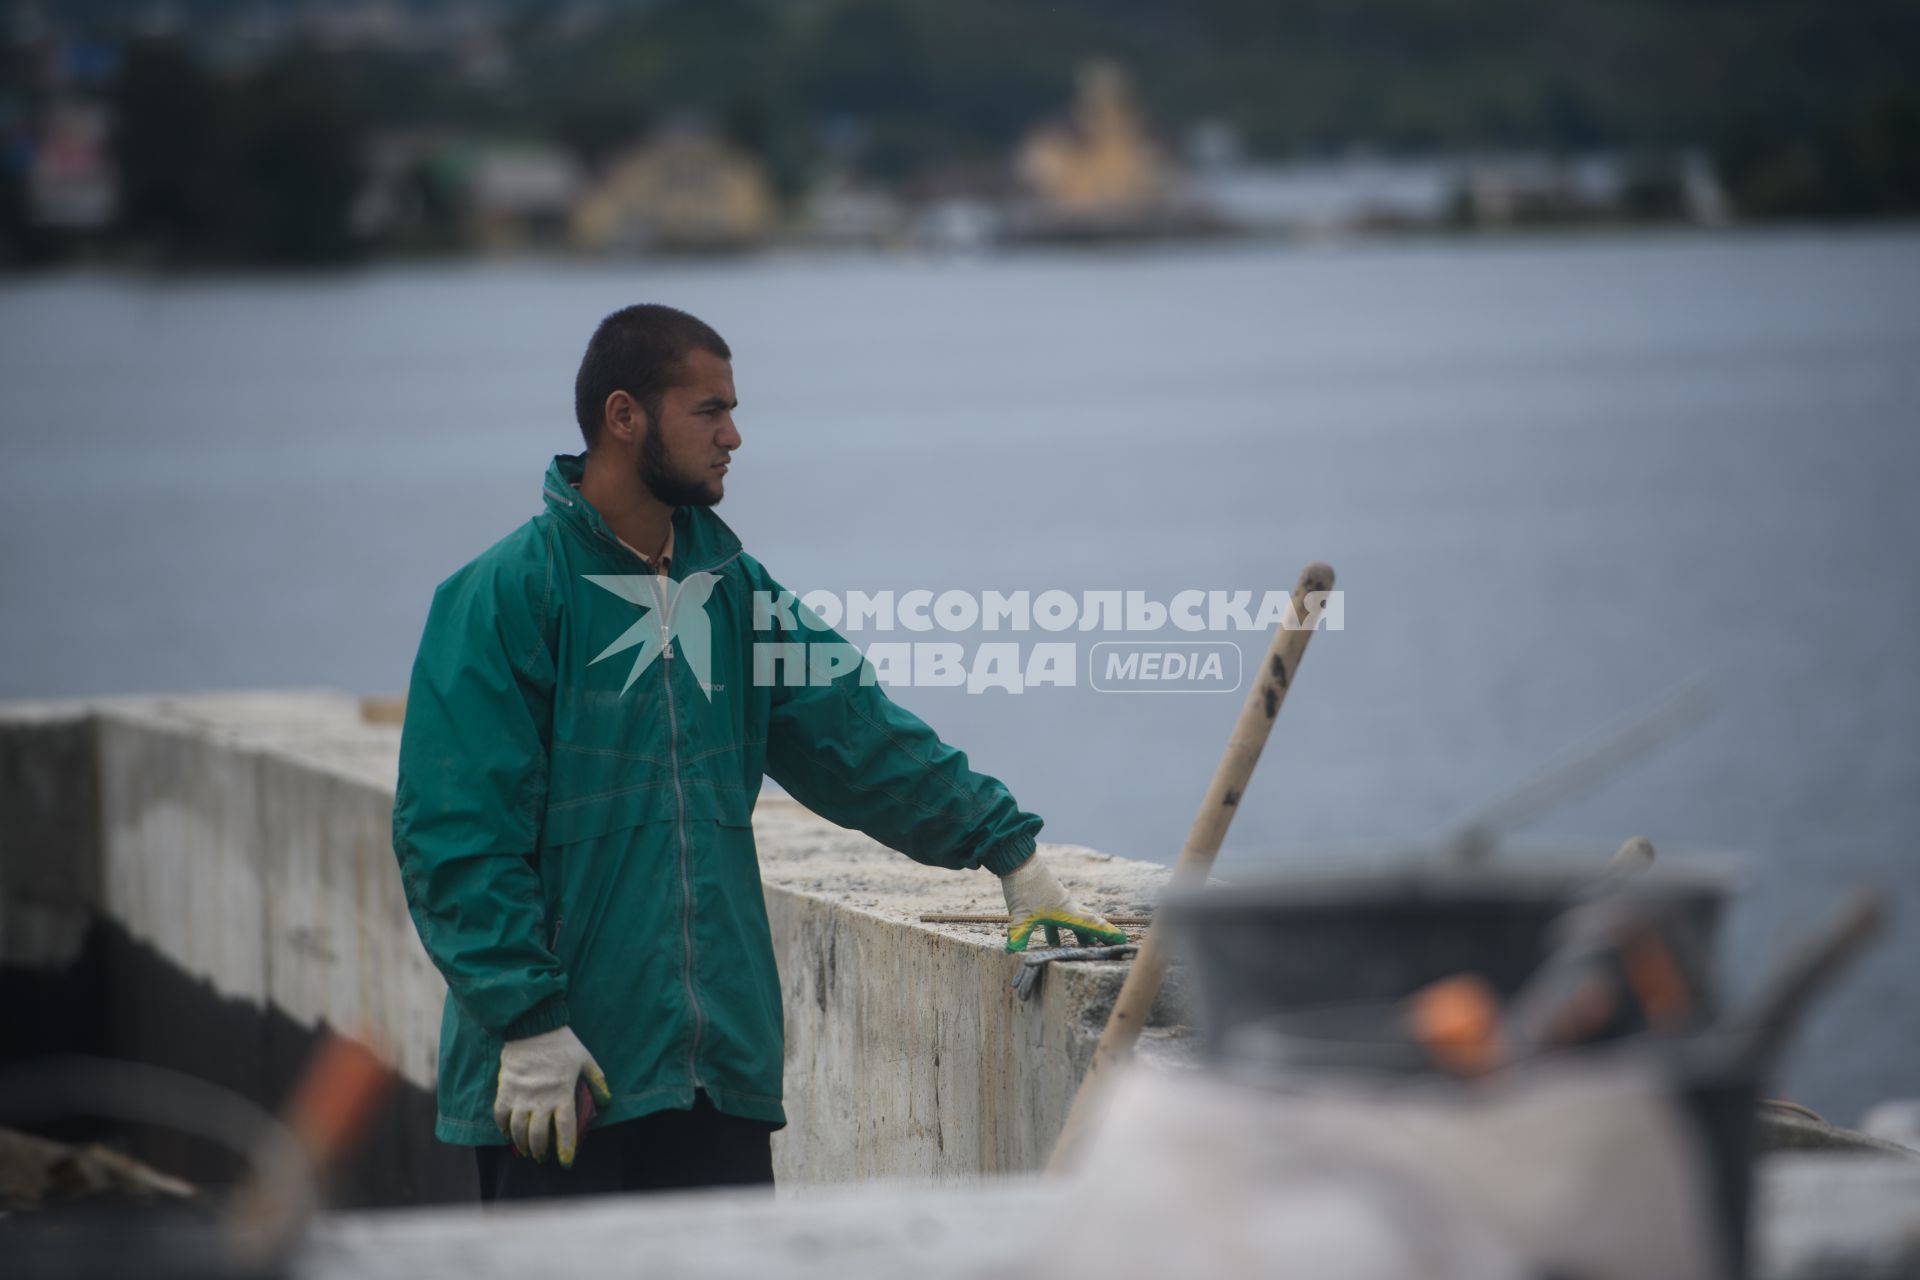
[282,1032,395,1170]
[1408,973,1505,1075]
[1623,931,1694,1030]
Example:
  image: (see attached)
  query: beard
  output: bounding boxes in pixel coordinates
[637,419,723,508]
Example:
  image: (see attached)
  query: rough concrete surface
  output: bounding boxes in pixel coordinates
[1755,1154,1920,1279]
[298,1178,1045,1280]
[290,1154,1920,1280]
[751,794,1191,1180]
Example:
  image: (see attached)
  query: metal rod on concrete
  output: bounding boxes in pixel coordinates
[1441,682,1712,864]
[919,912,1154,926]
[1046,560,1335,1173]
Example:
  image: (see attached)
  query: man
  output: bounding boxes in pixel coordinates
[392,304,1123,1201]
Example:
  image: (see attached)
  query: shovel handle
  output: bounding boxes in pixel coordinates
[1046,561,1335,1171]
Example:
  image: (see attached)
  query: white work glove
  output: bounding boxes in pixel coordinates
[1000,852,1128,953]
[493,1025,613,1166]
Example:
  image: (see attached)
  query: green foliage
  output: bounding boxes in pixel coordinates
[0,162,40,267]
[113,41,226,258]
[1717,86,1920,219]
[542,91,652,172]
[113,40,367,265]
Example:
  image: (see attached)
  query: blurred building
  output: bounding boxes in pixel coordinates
[1185,126,1733,239]
[1455,150,1730,228]
[27,100,117,231]
[354,135,581,252]
[1189,153,1458,237]
[795,173,907,249]
[901,160,1016,253]
[1016,60,1169,216]
[571,124,775,254]
[1010,60,1216,240]
[464,145,583,250]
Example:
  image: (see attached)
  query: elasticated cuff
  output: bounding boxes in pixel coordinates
[982,832,1038,877]
[502,993,572,1042]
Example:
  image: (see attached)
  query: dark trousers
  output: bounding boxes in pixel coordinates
[474,1091,776,1202]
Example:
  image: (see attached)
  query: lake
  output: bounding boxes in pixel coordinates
[2,227,1916,1123]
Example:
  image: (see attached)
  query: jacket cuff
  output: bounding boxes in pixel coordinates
[981,832,1038,877]
[503,994,572,1042]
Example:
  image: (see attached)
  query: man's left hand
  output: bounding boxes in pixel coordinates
[999,853,1127,952]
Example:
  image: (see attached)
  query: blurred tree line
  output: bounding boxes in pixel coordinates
[3,0,1915,267]
[1,38,368,267]
[113,45,366,265]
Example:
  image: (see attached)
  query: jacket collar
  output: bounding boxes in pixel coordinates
[541,452,744,575]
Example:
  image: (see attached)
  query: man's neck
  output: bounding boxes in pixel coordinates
[577,451,674,560]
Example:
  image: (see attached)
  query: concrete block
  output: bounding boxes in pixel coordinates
[752,796,1181,1181]
[0,703,100,969]
[96,713,272,1007]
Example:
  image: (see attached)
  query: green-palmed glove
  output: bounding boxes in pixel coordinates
[493,1025,614,1166]
[1000,852,1128,953]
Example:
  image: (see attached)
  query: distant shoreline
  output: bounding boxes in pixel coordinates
[5,217,1919,284]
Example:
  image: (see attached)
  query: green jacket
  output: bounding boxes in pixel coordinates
[393,453,1041,1143]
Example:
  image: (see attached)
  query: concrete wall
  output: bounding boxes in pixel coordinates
[0,702,101,971]
[0,691,1183,1193]
[754,801,1181,1181]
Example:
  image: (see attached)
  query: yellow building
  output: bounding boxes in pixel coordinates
[1015,60,1170,217]
[571,128,775,253]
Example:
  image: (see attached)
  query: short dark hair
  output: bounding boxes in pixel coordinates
[573,304,731,447]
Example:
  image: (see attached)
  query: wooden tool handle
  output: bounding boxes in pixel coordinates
[1046,561,1334,1171]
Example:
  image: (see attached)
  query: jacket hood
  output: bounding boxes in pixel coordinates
[541,452,744,575]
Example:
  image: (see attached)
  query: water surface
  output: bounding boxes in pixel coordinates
[3,228,1917,1121]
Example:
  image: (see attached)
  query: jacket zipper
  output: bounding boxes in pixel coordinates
[648,566,707,1090]
[588,521,742,1096]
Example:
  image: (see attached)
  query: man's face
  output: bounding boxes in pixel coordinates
[637,348,740,508]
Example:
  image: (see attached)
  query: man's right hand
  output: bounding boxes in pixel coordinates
[493,1026,614,1166]
[999,851,1128,952]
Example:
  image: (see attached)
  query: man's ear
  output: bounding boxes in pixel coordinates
[603,391,646,445]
